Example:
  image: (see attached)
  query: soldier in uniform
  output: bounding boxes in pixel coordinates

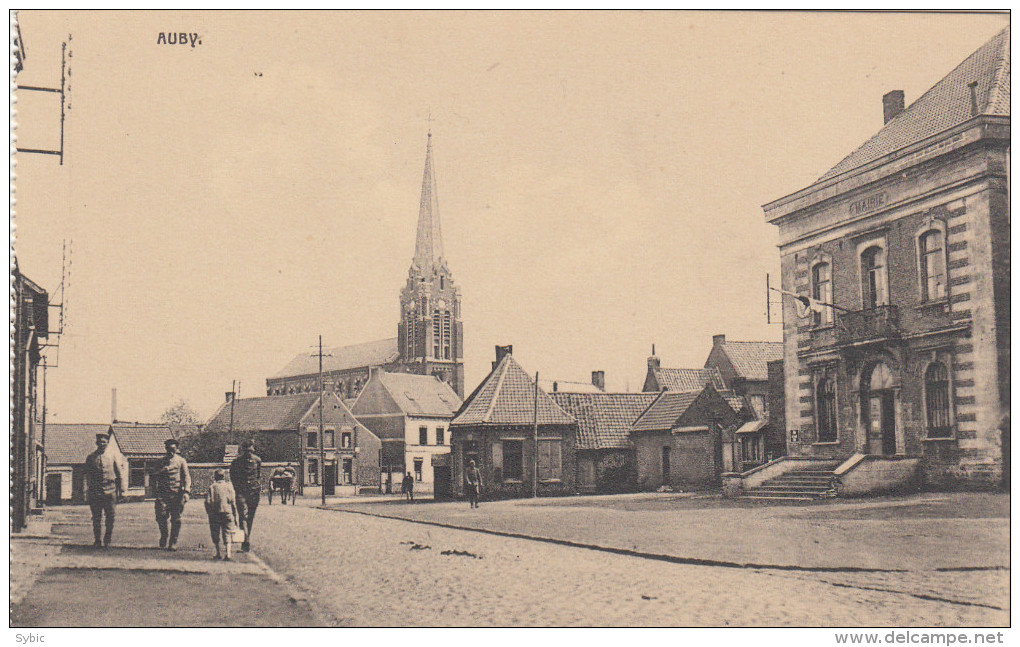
[229,438,262,552]
[84,432,127,547]
[151,438,191,550]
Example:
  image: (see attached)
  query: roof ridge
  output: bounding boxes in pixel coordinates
[985,26,1010,114]
[482,355,512,423]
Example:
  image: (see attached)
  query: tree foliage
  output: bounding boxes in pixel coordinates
[159,399,200,426]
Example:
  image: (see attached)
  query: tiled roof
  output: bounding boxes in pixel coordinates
[379,372,462,417]
[630,391,701,433]
[45,423,111,464]
[653,367,726,392]
[819,26,1010,181]
[112,423,177,456]
[272,337,399,379]
[452,353,575,427]
[716,341,783,382]
[718,390,748,415]
[551,392,658,450]
[538,379,604,394]
[205,393,319,433]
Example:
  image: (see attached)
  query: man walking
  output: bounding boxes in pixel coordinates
[229,438,262,552]
[465,459,481,509]
[84,432,126,548]
[151,438,191,550]
[402,471,414,503]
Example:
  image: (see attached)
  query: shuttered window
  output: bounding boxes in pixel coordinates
[925,362,952,438]
[538,440,562,481]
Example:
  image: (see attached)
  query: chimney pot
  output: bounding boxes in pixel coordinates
[883,90,905,124]
[552,381,558,392]
[225,391,235,403]
[713,334,726,347]
[591,370,606,391]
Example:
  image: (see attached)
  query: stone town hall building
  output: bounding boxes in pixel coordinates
[763,27,1009,489]
[266,133,465,399]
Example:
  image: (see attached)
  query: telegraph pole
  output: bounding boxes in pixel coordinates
[318,335,326,506]
[228,379,236,435]
[532,371,539,498]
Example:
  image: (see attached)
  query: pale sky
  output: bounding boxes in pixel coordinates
[14,11,1009,424]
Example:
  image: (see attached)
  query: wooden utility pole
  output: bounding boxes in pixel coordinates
[318,335,326,506]
[228,379,236,435]
[532,371,539,498]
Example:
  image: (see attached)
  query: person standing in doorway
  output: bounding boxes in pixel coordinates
[151,438,191,551]
[230,438,262,552]
[84,433,127,548]
[402,471,414,503]
[466,460,481,509]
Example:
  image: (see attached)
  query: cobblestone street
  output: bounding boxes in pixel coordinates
[11,492,1009,627]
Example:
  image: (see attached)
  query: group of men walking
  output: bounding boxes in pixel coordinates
[84,433,264,553]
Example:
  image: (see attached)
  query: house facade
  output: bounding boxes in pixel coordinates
[12,265,49,529]
[763,27,1009,489]
[351,368,462,494]
[550,391,658,493]
[703,334,786,461]
[204,392,382,496]
[449,347,577,499]
[631,386,747,490]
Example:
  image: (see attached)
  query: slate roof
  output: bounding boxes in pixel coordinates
[551,392,658,450]
[378,372,462,417]
[46,423,111,464]
[819,26,1010,181]
[651,367,726,392]
[713,340,783,382]
[630,391,702,433]
[272,337,399,379]
[452,353,575,427]
[111,423,177,456]
[205,393,319,433]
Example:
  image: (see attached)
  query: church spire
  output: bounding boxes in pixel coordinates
[413,133,444,272]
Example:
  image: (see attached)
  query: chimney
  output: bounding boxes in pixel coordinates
[647,344,660,370]
[493,344,513,370]
[968,81,980,117]
[369,365,384,380]
[552,381,559,392]
[713,334,726,347]
[225,391,235,403]
[591,370,606,391]
[883,90,904,124]
[111,388,117,423]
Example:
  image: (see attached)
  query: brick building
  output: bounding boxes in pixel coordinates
[703,335,786,460]
[204,392,381,495]
[266,133,465,399]
[763,27,1009,490]
[449,346,577,499]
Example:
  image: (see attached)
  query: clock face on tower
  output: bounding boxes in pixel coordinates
[437,299,446,310]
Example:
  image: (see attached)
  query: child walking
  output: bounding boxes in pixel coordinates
[205,468,239,560]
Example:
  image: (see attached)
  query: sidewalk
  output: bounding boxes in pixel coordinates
[11,502,323,627]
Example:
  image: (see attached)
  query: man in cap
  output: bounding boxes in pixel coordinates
[229,437,262,552]
[84,432,127,547]
[151,437,191,550]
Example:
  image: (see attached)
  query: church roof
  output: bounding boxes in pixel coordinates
[650,367,726,392]
[819,25,1010,182]
[412,133,445,272]
[551,392,658,450]
[452,353,575,427]
[272,337,399,379]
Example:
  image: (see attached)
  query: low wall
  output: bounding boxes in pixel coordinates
[836,456,921,496]
[189,462,293,496]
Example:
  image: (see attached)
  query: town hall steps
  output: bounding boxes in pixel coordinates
[738,463,842,502]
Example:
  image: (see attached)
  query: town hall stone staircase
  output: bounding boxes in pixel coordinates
[739,462,843,502]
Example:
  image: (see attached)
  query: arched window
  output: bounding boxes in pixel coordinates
[925,362,952,438]
[919,230,946,302]
[861,246,888,309]
[815,376,837,443]
[812,262,832,326]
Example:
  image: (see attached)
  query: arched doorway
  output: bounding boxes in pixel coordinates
[861,361,898,455]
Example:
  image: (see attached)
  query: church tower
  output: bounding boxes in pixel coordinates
[398,133,465,397]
